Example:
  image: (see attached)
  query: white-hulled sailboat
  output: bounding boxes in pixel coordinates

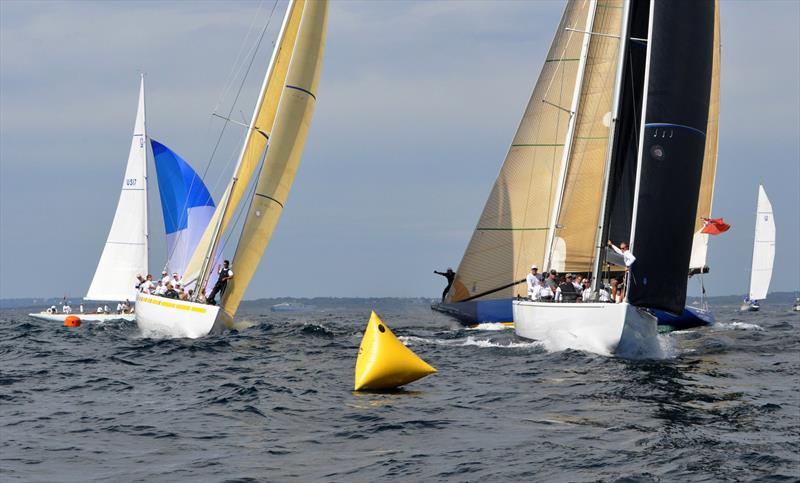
[30,76,150,323]
[433,0,722,334]
[135,0,328,338]
[740,185,775,312]
[513,0,717,357]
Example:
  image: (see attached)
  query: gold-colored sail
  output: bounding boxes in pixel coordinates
[689,0,721,269]
[221,0,328,317]
[447,0,591,302]
[182,0,306,284]
[552,0,624,273]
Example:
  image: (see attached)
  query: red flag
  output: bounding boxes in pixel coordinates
[701,217,731,235]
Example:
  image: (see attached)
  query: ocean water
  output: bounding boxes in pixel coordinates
[1,300,798,481]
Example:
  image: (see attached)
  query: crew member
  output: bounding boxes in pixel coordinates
[433,268,456,303]
[207,260,234,305]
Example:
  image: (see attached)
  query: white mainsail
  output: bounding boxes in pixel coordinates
[85,76,149,301]
[748,185,775,300]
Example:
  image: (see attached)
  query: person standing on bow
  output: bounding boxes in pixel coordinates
[434,268,456,303]
[207,260,234,305]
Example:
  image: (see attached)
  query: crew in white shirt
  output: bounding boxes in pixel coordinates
[161,270,171,285]
[116,302,124,314]
[608,240,636,267]
[536,279,554,301]
[526,264,542,298]
[63,304,71,314]
[172,272,182,287]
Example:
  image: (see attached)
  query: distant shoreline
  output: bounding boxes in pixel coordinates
[3,292,798,310]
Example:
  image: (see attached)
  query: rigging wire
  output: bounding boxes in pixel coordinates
[162,0,279,273]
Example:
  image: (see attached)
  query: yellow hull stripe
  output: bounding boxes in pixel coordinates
[139,296,207,314]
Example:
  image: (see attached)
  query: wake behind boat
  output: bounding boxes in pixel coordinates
[136,0,329,338]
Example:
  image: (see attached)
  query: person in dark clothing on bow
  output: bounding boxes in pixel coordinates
[207,260,234,306]
[434,268,456,303]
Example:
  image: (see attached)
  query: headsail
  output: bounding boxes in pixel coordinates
[748,185,775,300]
[626,0,715,314]
[221,0,328,316]
[182,0,307,285]
[689,0,721,271]
[86,76,149,301]
[548,0,625,274]
[152,139,215,277]
[446,0,592,303]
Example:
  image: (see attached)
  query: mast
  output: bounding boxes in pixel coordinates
[542,0,598,272]
[193,0,299,300]
[623,0,655,298]
[591,0,631,292]
[141,74,149,270]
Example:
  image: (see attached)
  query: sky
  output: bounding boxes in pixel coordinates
[1,0,798,300]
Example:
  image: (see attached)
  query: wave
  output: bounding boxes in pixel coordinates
[466,323,512,331]
[399,335,543,350]
[715,322,764,331]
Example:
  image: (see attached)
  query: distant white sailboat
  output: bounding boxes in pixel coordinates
[30,76,149,323]
[740,185,775,312]
[135,0,329,338]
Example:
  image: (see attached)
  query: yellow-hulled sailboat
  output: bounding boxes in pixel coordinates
[136,0,328,338]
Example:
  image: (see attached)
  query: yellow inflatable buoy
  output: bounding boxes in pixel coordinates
[354,311,436,391]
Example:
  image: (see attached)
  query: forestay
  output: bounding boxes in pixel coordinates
[85,76,148,302]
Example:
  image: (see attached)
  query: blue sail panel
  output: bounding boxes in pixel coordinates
[152,139,215,276]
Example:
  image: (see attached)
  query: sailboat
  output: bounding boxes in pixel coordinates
[433,0,721,335]
[135,0,328,338]
[29,76,150,323]
[509,0,716,357]
[740,185,775,312]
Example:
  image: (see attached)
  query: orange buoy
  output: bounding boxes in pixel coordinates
[64,315,81,327]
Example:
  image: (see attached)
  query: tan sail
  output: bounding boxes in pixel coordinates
[182,0,306,284]
[447,0,592,303]
[221,0,328,316]
[689,0,721,270]
[551,0,624,273]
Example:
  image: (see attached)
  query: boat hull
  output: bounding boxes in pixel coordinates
[651,305,715,331]
[430,299,513,325]
[512,300,661,358]
[434,297,710,330]
[740,303,759,312]
[28,313,135,323]
[135,293,225,339]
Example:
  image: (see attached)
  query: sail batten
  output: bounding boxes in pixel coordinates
[85,76,148,302]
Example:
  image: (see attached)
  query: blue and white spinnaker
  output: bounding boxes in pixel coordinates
[152,139,215,277]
